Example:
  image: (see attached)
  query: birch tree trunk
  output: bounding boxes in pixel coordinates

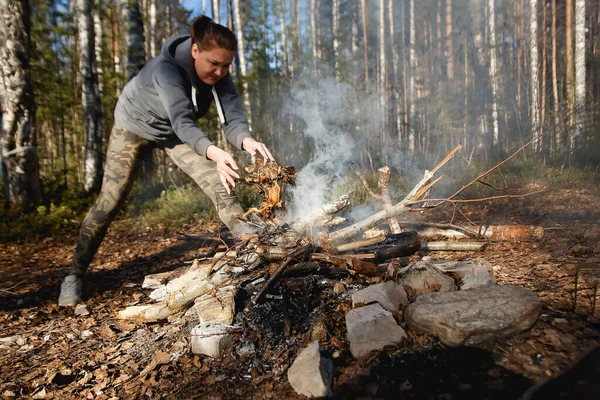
[551,0,561,154]
[573,0,586,150]
[212,0,220,23]
[529,0,540,152]
[233,0,252,131]
[123,0,146,81]
[94,1,103,92]
[488,0,499,147]
[332,0,340,80]
[77,0,104,193]
[445,0,454,80]
[310,0,318,75]
[379,0,387,150]
[149,0,156,58]
[360,0,369,91]
[408,0,416,152]
[566,0,574,157]
[0,0,41,210]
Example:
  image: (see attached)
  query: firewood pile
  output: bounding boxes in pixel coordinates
[115,148,550,397]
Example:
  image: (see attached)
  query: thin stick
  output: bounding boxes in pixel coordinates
[245,245,314,311]
[431,145,462,174]
[413,176,444,200]
[408,189,550,206]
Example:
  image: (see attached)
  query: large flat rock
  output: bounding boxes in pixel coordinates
[346,303,407,358]
[405,285,541,346]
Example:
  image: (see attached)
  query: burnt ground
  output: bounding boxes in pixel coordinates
[1,185,600,399]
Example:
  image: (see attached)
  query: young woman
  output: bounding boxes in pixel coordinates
[59,16,274,306]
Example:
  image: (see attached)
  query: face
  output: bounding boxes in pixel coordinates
[191,44,236,85]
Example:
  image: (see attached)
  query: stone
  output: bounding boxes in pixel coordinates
[74,304,90,316]
[405,285,541,347]
[346,303,407,358]
[429,259,495,290]
[190,324,235,358]
[287,341,333,398]
[333,282,346,294]
[351,281,409,312]
[400,261,456,295]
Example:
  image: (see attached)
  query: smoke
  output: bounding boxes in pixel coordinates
[283,73,360,221]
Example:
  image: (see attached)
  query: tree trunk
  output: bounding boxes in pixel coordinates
[279,0,287,75]
[408,0,416,152]
[379,0,388,153]
[445,0,454,80]
[0,0,41,211]
[541,0,547,147]
[94,1,104,92]
[551,0,561,154]
[149,0,156,57]
[388,0,401,144]
[233,0,252,131]
[488,0,499,148]
[360,0,369,91]
[212,0,220,23]
[332,0,340,80]
[77,0,104,193]
[566,0,574,159]
[529,0,540,152]
[123,0,146,81]
[573,0,586,151]
[310,0,318,75]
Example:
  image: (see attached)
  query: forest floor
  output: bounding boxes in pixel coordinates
[1,181,600,399]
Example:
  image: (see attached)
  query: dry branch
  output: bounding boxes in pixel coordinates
[291,195,350,233]
[421,242,487,251]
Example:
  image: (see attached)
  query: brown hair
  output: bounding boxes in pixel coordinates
[191,16,237,52]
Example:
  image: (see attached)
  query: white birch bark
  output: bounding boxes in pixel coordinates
[93,1,103,92]
[488,0,499,147]
[573,0,586,148]
[149,0,156,57]
[529,0,540,151]
[551,0,561,152]
[360,0,369,91]
[233,0,253,131]
[445,0,454,79]
[212,0,220,23]
[379,0,387,146]
[0,0,41,208]
[77,0,104,193]
[332,0,340,80]
[408,0,416,152]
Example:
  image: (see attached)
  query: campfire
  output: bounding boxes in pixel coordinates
[116,146,547,397]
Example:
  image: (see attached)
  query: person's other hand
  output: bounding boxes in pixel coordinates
[242,137,276,162]
[206,145,240,194]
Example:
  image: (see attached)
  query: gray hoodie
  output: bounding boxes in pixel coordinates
[114,34,252,157]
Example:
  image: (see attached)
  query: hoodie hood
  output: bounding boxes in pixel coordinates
[161,34,207,90]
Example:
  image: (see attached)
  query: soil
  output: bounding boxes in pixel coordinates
[1,186,600,400]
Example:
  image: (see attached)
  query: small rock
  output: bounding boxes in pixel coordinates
[346,303,407,358]
[287,341,333,398]
[430,259,495,290]
[75,304,90,316]
[400,261,456,295]
[405,285,541,346]
[352,281,409,312]
[190,324,235,358]
[333,282,346,294]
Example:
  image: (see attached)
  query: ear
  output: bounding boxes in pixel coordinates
[191,43,199,60]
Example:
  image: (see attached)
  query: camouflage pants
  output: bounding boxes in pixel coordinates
[69,124,243,276]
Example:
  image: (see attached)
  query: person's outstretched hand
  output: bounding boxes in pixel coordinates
[206,145,240,194]
[242,137,276,162]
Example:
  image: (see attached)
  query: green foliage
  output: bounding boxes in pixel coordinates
[117,183,218,231]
